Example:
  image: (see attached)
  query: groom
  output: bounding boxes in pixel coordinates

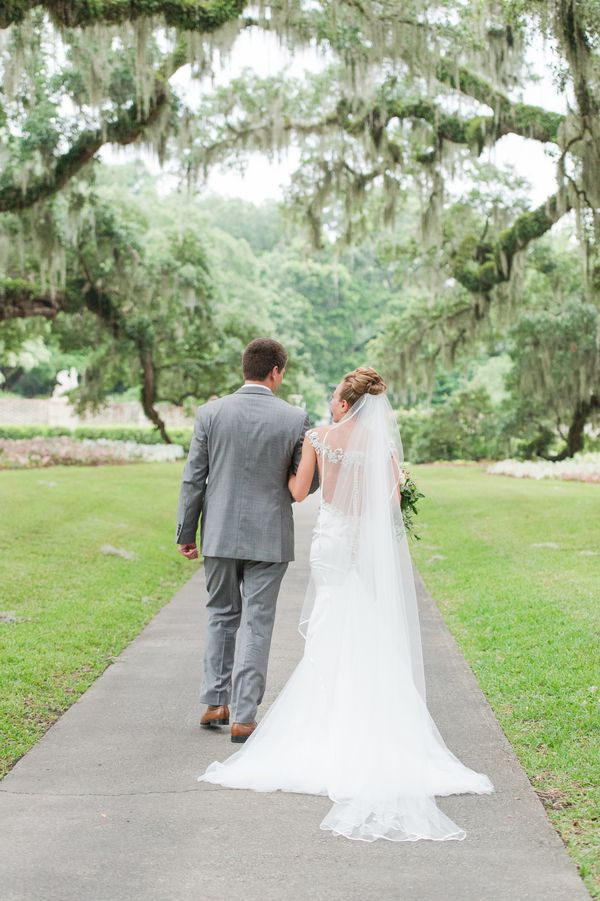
[176,338,318,743]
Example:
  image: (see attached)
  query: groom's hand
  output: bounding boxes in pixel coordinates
[178,542,198,560]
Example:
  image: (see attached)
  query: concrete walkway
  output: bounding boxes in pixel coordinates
[0,496,591,901]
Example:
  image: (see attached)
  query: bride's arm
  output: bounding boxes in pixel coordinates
[288,435,317,502]
[390,448,403,506]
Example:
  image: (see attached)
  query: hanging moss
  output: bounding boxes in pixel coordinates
[2,0,597,369]
[463,115,490,152]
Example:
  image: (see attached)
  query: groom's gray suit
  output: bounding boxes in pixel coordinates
[176,384,316,723]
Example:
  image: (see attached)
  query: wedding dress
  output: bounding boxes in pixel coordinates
[199,393,494,841]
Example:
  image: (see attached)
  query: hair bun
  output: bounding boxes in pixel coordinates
[339,367,386,406]
[362,368,387,396]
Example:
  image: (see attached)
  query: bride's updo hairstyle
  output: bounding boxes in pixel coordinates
[339,367,386,407]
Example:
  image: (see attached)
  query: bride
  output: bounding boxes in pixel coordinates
[199,367,494,842]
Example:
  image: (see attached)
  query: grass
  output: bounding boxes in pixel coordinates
[410,463,600,899]
[0,462,196,778]
[1,460,598,895]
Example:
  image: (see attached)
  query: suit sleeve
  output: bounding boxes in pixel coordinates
[291,413,309,475]
[291,413,320,496]
[175,406,209,544]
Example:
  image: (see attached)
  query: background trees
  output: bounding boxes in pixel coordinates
[1,1,599,456]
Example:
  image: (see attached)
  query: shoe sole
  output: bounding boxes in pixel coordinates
[201,719,229,727]
[231,734,253,743]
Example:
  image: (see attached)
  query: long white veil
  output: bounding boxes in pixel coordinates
[299,392,426,703]
[297,392,493,841]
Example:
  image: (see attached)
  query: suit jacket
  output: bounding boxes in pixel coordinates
[175,385,317,563]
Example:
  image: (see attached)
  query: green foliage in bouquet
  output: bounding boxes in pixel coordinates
[400,472,425,540]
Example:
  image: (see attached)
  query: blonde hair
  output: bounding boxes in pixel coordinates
[339,367,386,407]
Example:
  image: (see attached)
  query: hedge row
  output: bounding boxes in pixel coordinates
[0,424,194,452]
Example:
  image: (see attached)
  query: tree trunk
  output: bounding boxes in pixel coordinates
[545,395,599,460]
[1,366,25,390]
[139,348,171,444]
[83,286,172,442]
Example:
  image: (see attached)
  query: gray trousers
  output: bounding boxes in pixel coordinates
[200,556,288,723]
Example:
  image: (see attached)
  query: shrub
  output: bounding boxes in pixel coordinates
[0,425,72,439]
[397,388,508,463]
[0,424,193,451]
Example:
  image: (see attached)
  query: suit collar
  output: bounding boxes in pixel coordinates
[236,384,274,396]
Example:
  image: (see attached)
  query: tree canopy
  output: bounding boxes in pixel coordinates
[0,1,599,454]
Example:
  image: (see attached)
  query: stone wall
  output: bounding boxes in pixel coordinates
[0,396,194,428]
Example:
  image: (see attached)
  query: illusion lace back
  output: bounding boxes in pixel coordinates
[199,396,494,841]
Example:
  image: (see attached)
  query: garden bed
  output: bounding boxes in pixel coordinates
[487,453,600,484]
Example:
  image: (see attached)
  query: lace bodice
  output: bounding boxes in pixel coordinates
[307,429,364,466]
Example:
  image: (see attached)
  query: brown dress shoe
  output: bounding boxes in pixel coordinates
[200,705,230,728]
[231,721,257,743]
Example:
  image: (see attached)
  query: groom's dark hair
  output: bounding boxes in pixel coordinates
[242,338,288,380]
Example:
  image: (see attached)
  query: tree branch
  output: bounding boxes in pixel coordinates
[452,191,572,293]
[0,0,246,32]
[374,192,574,371]
[0,83,170,213]
[435,62,565,144]
[195,78,565,183]
[0,280,65,319]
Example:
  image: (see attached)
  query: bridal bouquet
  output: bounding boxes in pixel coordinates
[399,469,425,539]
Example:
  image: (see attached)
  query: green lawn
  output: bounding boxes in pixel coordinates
[410,464,600,899]
[1,462,598,895]
[0,462,195,777]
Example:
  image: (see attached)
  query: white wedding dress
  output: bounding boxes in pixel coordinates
[199,394,494,841]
